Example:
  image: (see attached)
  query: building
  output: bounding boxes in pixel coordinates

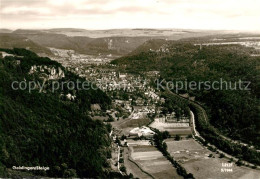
[118,72,127,79]
[129,126,155,138]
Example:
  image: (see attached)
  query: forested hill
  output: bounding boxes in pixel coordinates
[0,48,112,177]
[111,40,260,148]
[0,34,53,56]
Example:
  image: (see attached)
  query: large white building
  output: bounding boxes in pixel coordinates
[129,126,155,137]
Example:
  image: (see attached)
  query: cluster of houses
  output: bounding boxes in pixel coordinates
[48,51,190,127]
[85,69,149,92]
[155,112,190,125]
[112,98,159,120]
[82,68,168,120]
[49,48,115,71]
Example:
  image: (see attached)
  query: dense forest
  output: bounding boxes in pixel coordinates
[0,48,112,177]
[111,40,260,148]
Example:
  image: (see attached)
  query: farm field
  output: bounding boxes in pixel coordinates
[126,140,183,179]
[127,139,151,146]
[163,128,192,135]
[166,139,260,179]
[112,117,150,129]
[124,147,152,179]
[150,121,192,136]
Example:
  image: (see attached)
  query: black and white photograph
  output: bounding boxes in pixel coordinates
[0,0,259,178]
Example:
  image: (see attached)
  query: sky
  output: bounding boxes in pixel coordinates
[0,0,260,31]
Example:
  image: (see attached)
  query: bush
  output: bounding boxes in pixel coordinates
[106,117,114,122]
[120,135,127,140]
[219,153,225,158]
[162,131,170,139]
[120,165,126,172]
[175,135,181,141]
[229,158,234,163]
[251,165,257,169]
[119,158,124,163]
[236,159,243,166]
[187,134,192,139]
[128,173,134,178]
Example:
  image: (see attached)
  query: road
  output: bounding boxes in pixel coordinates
[167,89,258,150]
[190,110,199,137]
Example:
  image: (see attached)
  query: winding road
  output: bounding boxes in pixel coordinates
[167,89,258,150]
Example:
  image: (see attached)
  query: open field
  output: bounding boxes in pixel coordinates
[127,139,151,146]
[166,139,260,179]
[125,140,183,179]
[164,128,192,135]
[112,117,150,129]
[131,145,156,152]
[124,147,152,179]
[150,121,192,136]
[166,139,203,152]
[184,159,260,179]
[111,117,151,138]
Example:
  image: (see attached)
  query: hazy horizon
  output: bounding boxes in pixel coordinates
[1,0,260,32]
[0,27,259,34]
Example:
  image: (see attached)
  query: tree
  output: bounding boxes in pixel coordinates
[119,158,124,163]
[120,165,126,172]
[107,116,114,122]
[229,158,234,163]
[122,93,129,100]
[219,153,225,158]
[63,169,77,177]
[162,131,170,139]
[236,159,243,166]
[186,173,194,178]
[115,137,121,146]
[187,134,192,139]
[128,173,134,178]
[162,142,167,151]
[120,135,127,140]
[175,135,181,141]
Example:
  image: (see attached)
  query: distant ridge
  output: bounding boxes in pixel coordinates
[0,33,53,56]
[0,29,12,33]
